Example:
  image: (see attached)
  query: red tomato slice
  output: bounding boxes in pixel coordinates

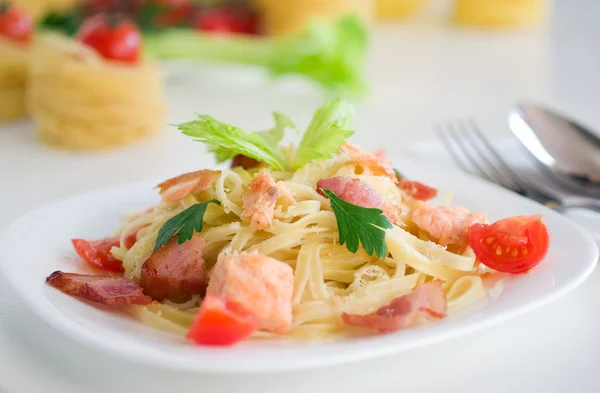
[77,14,141,63]
[71,232,137,272]
[0,4,33,43]
[468,215,550,274]
[186,294,259,346]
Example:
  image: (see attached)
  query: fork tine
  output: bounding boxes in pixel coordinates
[457,119,525,192]
[433,124,475,175]
[438,121,509,185]
[466,119,531,189]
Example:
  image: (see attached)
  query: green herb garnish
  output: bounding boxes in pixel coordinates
[154,200,220,252]
[393,168,404,180]
[293,97,354,168]
[179,116,291,171]
[321,189,392,259]
[178,97,354,171]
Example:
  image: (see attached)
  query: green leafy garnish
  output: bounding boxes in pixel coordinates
[393,168,404,180]
[256,112,297,148]
[154,200,221,252]
[144,15,368,94]
[178,98,353,171]
[321,189,392,259]
[293,97,354,168]
[179,116,290,171]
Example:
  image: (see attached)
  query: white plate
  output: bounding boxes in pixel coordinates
[0,157,597,374]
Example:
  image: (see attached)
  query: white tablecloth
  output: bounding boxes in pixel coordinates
[2,2,600,392]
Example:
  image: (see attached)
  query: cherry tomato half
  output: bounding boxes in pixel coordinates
[77,14,141,63]
[186,294,259,346]
[468,215,550,274]
[71,232,137,272]
[0,4,33,43]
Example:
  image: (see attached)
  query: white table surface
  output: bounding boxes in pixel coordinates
[2,2,600,392]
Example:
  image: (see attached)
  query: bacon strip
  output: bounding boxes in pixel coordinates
[140,236,207,302]
[241,169,280,230]
[317,176,402,225]
[340,143,397,182]
[399,180,438,201]
[46,271,151,305]
[156,170,221,202]
[231,155,261,170]
[410,201,487,247]
[342,281,447,333]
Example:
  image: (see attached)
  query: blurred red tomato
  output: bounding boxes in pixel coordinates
[77,14,141,63]
[154,0,193,27]
[193,6,260,35]
[0,4,33,43]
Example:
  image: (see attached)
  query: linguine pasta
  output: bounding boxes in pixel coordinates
[112,156,496,340]
[46,99,549,346]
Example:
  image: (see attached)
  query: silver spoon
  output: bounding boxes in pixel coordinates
[509,102,600,186]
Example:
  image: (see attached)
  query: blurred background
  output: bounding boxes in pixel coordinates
[2,1,600,393]
[2,0,596,152]
[2,0,598,219]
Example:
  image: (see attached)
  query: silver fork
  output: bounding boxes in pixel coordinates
[435,119,600,213]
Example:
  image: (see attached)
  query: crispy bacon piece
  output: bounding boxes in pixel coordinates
[241,169,280,230]
[231,155,261,170]
[140,236,207,302]
[340,143,397,182]
[342,281,447,333]
[399,180,438,201]
[317,176,402,225]
[207,250,294,334]
[411,201,487,247]
[46,271,151,305]
[156,170,221,202]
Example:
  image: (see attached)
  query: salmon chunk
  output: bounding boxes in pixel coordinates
[241,169,280,230]
[207,250,294,334]
[157,170,221,202]
[340,143,397,182]
[410,201,487,248]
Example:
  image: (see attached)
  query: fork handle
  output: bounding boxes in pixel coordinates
[554,196,600,214]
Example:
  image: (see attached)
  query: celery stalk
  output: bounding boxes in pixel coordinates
[144,15,369,94]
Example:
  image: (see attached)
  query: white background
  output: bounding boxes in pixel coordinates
[1,1,600,392]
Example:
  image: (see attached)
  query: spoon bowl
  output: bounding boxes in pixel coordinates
[509,102,600,184]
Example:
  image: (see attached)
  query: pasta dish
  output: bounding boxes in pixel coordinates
[46,99,550,346]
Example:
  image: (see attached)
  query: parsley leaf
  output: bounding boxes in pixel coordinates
[154,200,221,252]
[321,189,392,259]
[293,98,355,169]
